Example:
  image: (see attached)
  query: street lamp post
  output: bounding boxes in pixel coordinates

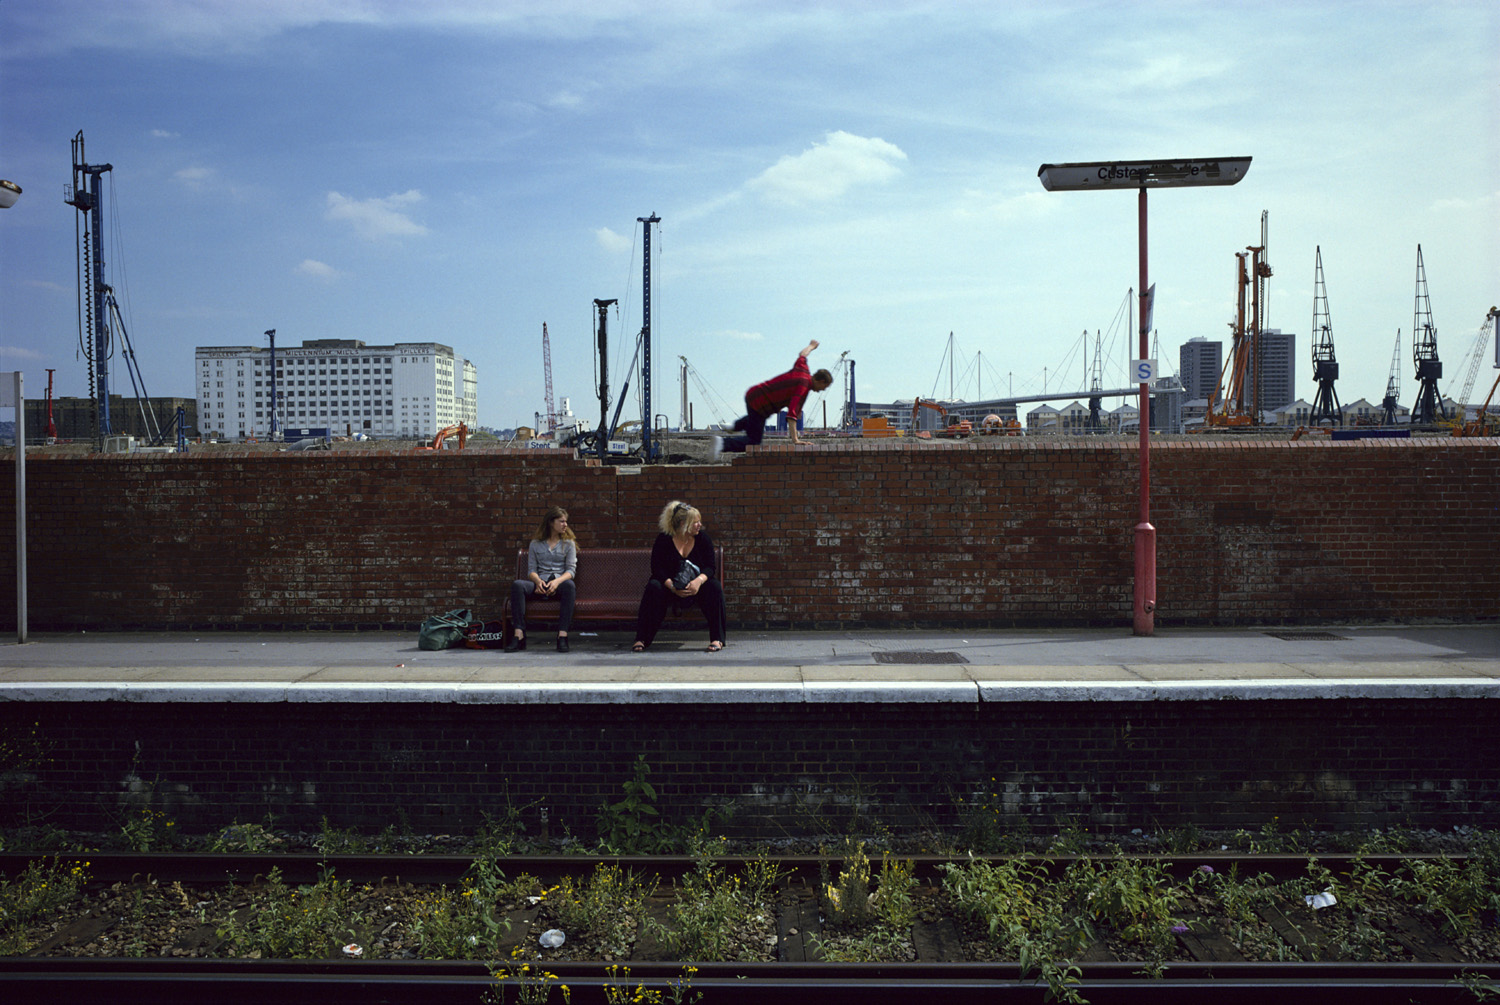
[1038,157,1251,636]
[2,179,24,643]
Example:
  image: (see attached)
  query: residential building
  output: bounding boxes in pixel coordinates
[1251,329,1296,412]
[195,338,477,440]
[1179,337,1222,403]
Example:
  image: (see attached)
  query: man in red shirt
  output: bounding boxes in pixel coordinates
[717,340,833,455]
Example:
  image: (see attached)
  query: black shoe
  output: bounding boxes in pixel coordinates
[556,636,570,653]
[504,635,525,652]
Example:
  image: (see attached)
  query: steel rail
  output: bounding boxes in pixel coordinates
[0,958,1492,1005]
[0,850,1473,886]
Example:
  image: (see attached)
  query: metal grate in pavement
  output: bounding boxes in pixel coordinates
[1263,631,1349,642]
[873,651,970,665]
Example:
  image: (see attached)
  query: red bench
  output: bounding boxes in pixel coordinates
[502,546,726,636]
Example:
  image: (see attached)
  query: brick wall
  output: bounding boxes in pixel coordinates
[1,438,1497,630]
[4,698,1496,837]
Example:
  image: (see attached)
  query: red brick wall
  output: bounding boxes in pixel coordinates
[2,438,1496,630]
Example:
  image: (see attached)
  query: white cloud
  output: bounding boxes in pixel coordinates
[325,190,429,241]
[595,226,632,253]
[0,345,46,360]
[173,165,214,190]
[297,259,347,280]
[1431,191,1497,212]
[150,128,180,138]
[746,131,907,206]
[713,329,763,342]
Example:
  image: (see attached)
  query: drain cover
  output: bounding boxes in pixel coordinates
[873,651,969,665]
[1264,631,1348,641]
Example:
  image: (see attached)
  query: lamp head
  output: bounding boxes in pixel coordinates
[0,180,21,210]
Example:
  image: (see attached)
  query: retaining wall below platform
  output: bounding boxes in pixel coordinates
[2,438,1497,630]
[4,697,1496,839]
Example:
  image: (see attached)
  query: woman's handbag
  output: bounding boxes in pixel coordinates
[418,608,473,650]
[672,559,700,591]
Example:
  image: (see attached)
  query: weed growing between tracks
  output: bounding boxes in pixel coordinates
[647,834,783,962]
[0,858,89,956]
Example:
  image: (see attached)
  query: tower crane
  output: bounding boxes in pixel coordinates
[1410,245,1446,424]
[1453,307,1500,437]
[1447,307,1494,420]
[1308,246,1341,426]
[541,322,557,433]
[1381,330,1402,425]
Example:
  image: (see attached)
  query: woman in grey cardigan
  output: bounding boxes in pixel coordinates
[507,506,578,652]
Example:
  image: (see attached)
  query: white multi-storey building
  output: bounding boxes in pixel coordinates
[195,338,477,440]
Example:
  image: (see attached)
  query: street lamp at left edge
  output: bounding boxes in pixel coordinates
[0,180,21,209]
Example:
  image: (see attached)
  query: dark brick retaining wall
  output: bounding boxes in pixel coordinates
[2,438,1497,630]
[4,698,1496,839]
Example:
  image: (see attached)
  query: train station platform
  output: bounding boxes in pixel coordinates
[2,623,1496,704]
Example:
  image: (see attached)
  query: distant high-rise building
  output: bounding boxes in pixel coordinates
[1252,329,1296,413]
[195,338,477,440]
[1179,337,1222,403]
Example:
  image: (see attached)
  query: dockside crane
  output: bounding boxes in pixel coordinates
[1410,245,1446,424]
[1381,330,1402,425]
[1309,246,1341,426]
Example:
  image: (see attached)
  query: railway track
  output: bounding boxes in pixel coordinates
[3,851,1496,1003]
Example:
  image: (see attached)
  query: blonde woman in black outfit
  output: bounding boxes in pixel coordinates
[632,500,726,653]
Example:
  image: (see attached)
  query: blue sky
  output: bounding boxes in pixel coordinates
[2,1,1496,430]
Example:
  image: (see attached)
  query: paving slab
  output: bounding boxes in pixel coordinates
[0,624,1494,704]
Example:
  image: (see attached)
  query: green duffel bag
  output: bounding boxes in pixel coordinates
[418,608,473,651]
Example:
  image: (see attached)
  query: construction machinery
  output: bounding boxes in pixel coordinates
[1410,245,1446,425]
[1308,246,1342,426]
[1447,305,1495,425]
[1206,213,1272,428]
[541,323,557,434]
[414,423,468,452]
[911,398,972,438]
[1452,307,1500,437]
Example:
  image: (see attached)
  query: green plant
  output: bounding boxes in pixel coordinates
[1391,856,1498,939]
[0,857,90,955]
[1454,971,1498,1002]
[119,806,177,852]
[216,865,365,958]
[652,836,779,962]
[596,754,673,854]
[315,817,370,855]
[487,950,572,1004]
[551,862,654,959]
[942,855,1092,1002]
[1047,821,1093,855]
[409,857,532,959]
[604,963,663,1004]
[820,839,875,927]
[208,819,281,853]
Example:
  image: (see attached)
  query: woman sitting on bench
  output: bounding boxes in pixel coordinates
[507,506,578,653]
[632,500,727,653]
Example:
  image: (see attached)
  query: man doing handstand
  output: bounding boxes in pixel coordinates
[717,339,833,454]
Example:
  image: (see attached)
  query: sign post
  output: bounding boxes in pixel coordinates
[1038,158,1251,635]
[2,372,25,643]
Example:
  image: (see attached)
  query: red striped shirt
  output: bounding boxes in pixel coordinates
[745,355,812,420]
